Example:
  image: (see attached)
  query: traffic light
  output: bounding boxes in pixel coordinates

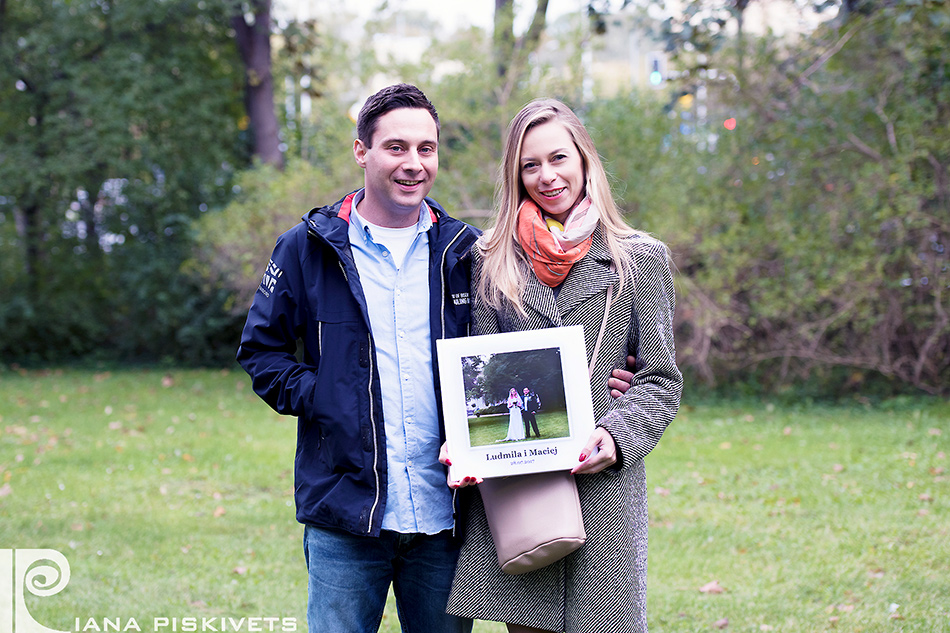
[647,52,664,87]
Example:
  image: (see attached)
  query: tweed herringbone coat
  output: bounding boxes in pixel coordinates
[446,227,683,633]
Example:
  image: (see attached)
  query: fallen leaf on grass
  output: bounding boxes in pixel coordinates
[213,506,226,518]
[699,580,725,594]
[162,375,175,388]
[713,617,728,629]
[233,566,248,575]
[654,487,671,496]
[759,626,773,631]
[0,483,11,497]
[919,493,933,502]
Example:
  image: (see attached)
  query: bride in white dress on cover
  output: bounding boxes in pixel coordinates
[503,387,525,441]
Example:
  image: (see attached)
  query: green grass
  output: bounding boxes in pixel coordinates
[1,368,947,632]
[467,411,568,446]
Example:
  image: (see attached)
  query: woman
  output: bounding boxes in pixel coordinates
[444,99,683,632]
[504,387,526,441]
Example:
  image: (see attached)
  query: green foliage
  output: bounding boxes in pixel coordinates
[0,0,247,364]
[590,1,950,394]
[188,158,361,316]
[479,348,566,408]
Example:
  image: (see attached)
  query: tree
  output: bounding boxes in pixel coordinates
[0,0,246,362]
[493,0,550,106]
[604,0,950,393]
[231,0,284,168]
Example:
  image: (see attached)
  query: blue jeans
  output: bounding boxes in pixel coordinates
[303,525,472,633]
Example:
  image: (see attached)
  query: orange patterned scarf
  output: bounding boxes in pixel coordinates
[516,198,597,287]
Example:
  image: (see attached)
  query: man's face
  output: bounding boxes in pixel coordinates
[353,108,439,228]
[523,388,529,395]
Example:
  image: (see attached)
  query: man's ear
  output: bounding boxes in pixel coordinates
[353,139,367,169]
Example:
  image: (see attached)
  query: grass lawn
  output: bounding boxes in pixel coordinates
[1,367,947,632]
[467,411,568,446]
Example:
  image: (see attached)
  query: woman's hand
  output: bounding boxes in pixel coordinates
[571,427,617,475]
[439,441,483,489]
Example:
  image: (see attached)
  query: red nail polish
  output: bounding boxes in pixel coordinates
[579,453,587,461]
[446,459,452,466]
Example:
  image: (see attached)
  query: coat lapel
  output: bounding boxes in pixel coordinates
[520,268,561,325]
[555,227,617,317]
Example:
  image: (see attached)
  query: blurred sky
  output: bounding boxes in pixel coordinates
[274,0,587,32]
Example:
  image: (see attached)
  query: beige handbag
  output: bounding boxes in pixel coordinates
[479,279,615,575]
[478,470,586,574]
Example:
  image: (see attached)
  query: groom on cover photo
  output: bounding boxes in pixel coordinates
[522,386,541,438]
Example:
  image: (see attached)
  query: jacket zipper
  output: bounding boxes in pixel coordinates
[365,332,381,533]
[334,256,382,534]
[440,225,469,537]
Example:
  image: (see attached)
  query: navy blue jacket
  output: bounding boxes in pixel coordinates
[237,191,479,536]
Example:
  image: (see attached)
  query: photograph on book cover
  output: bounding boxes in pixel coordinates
[436,325,596,479]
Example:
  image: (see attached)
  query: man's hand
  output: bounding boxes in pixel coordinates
[608,355,638,399]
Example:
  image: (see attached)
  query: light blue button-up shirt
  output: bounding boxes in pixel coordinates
[347,190,454,534]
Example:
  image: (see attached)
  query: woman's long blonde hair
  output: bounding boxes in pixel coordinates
[477,98,646,314]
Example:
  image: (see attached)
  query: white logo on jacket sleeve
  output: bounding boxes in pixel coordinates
[259,259,283,297]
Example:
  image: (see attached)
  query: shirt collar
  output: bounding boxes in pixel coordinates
[339,189,438,229]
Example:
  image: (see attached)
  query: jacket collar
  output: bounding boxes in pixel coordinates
[303,190,478,263]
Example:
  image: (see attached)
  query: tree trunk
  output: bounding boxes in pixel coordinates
[21,201,41,286]
[493,0,516,79]
[231,0,283,169]
[493,0,549,106]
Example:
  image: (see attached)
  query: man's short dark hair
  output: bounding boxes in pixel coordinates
[356,83,440,148]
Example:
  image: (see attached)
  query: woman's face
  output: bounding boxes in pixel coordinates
[519,120,586,224]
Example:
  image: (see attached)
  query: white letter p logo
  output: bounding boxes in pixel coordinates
[0,549,71,633]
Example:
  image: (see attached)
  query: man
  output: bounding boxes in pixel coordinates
[521,386,541,438]
[237,83,636,632]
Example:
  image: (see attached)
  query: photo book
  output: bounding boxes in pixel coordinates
[436,325,596,479]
